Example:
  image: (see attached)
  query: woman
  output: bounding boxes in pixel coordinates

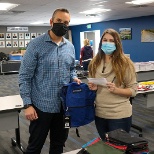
[80,39,93,71]
[88,28,137,140]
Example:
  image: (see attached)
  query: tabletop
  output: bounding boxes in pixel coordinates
[0,95,23,111]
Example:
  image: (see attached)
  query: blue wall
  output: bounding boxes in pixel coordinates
[70,15,154,62]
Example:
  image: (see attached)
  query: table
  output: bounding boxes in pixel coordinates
[79,71,154,108]
[136,70,154,108]
[137,89,154,108]
[0,95,25,153]
[137,70,154,82]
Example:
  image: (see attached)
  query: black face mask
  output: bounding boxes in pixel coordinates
[51,23,69,36]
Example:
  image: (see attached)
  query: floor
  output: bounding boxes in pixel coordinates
[0,74,154,154]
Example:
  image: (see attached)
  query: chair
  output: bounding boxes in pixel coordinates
[130,97,143,137]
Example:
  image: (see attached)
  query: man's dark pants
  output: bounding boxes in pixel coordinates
[26,105,69,154]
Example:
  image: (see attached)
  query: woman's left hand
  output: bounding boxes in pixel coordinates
[88,82,98,90]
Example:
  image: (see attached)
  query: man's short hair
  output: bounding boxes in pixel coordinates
[52,8,69,20]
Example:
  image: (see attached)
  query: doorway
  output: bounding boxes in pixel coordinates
[80,30,100,56]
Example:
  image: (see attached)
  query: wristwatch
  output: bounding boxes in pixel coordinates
[24,104,32,109]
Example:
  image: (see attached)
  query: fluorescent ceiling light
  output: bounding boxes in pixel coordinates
[126,0,154,5]
[30,21,44,25]
[80,8,111,14]
[0,3,19,11]
[90,0,107,2]
[91,1,107,5]
[85,14,101,17]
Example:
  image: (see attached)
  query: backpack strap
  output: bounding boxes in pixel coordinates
[60,82,81,111]
[76,128,80,137]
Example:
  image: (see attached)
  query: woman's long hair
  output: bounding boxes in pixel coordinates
[88,28,135,86]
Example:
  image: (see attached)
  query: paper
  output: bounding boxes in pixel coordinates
[87,78,107,86]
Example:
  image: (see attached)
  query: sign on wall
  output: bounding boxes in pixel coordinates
[7,27,29,32]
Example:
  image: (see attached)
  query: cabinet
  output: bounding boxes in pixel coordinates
[0,61,21,74]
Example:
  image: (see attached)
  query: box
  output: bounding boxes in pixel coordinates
[149,61,154,70]
[9,49,26,56]
[134,62,140,72]
[20,50,26,55]
[139,62,153,71]
[9,54,23,60]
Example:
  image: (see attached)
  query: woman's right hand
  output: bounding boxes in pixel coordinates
[88,82,98,90]
[24,106,38,121]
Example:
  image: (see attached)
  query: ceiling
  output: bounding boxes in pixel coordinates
[0,0,154,26]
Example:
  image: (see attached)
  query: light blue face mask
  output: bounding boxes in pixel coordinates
[101,42,116,55]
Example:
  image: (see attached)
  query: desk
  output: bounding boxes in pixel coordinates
[132,70,154,136]
[137,90,154,108]
[137,70,154,108]
[0,95,25,153]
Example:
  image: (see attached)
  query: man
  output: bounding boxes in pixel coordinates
[19,33,23,39]
[19,8,81,154]
[7,33,11,38]
[0,41,4,46]
[19,41,24,47]
[13,41,18,47]
[13,33,17,38]
[7,42,11,46]
[31,33,36,38]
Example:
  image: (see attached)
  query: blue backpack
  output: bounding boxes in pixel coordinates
[60,82,96,136]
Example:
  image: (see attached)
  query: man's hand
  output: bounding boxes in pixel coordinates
[24,106,38,121]
[73,78,82,84]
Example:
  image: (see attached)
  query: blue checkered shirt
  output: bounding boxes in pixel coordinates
[19,31,77,113]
